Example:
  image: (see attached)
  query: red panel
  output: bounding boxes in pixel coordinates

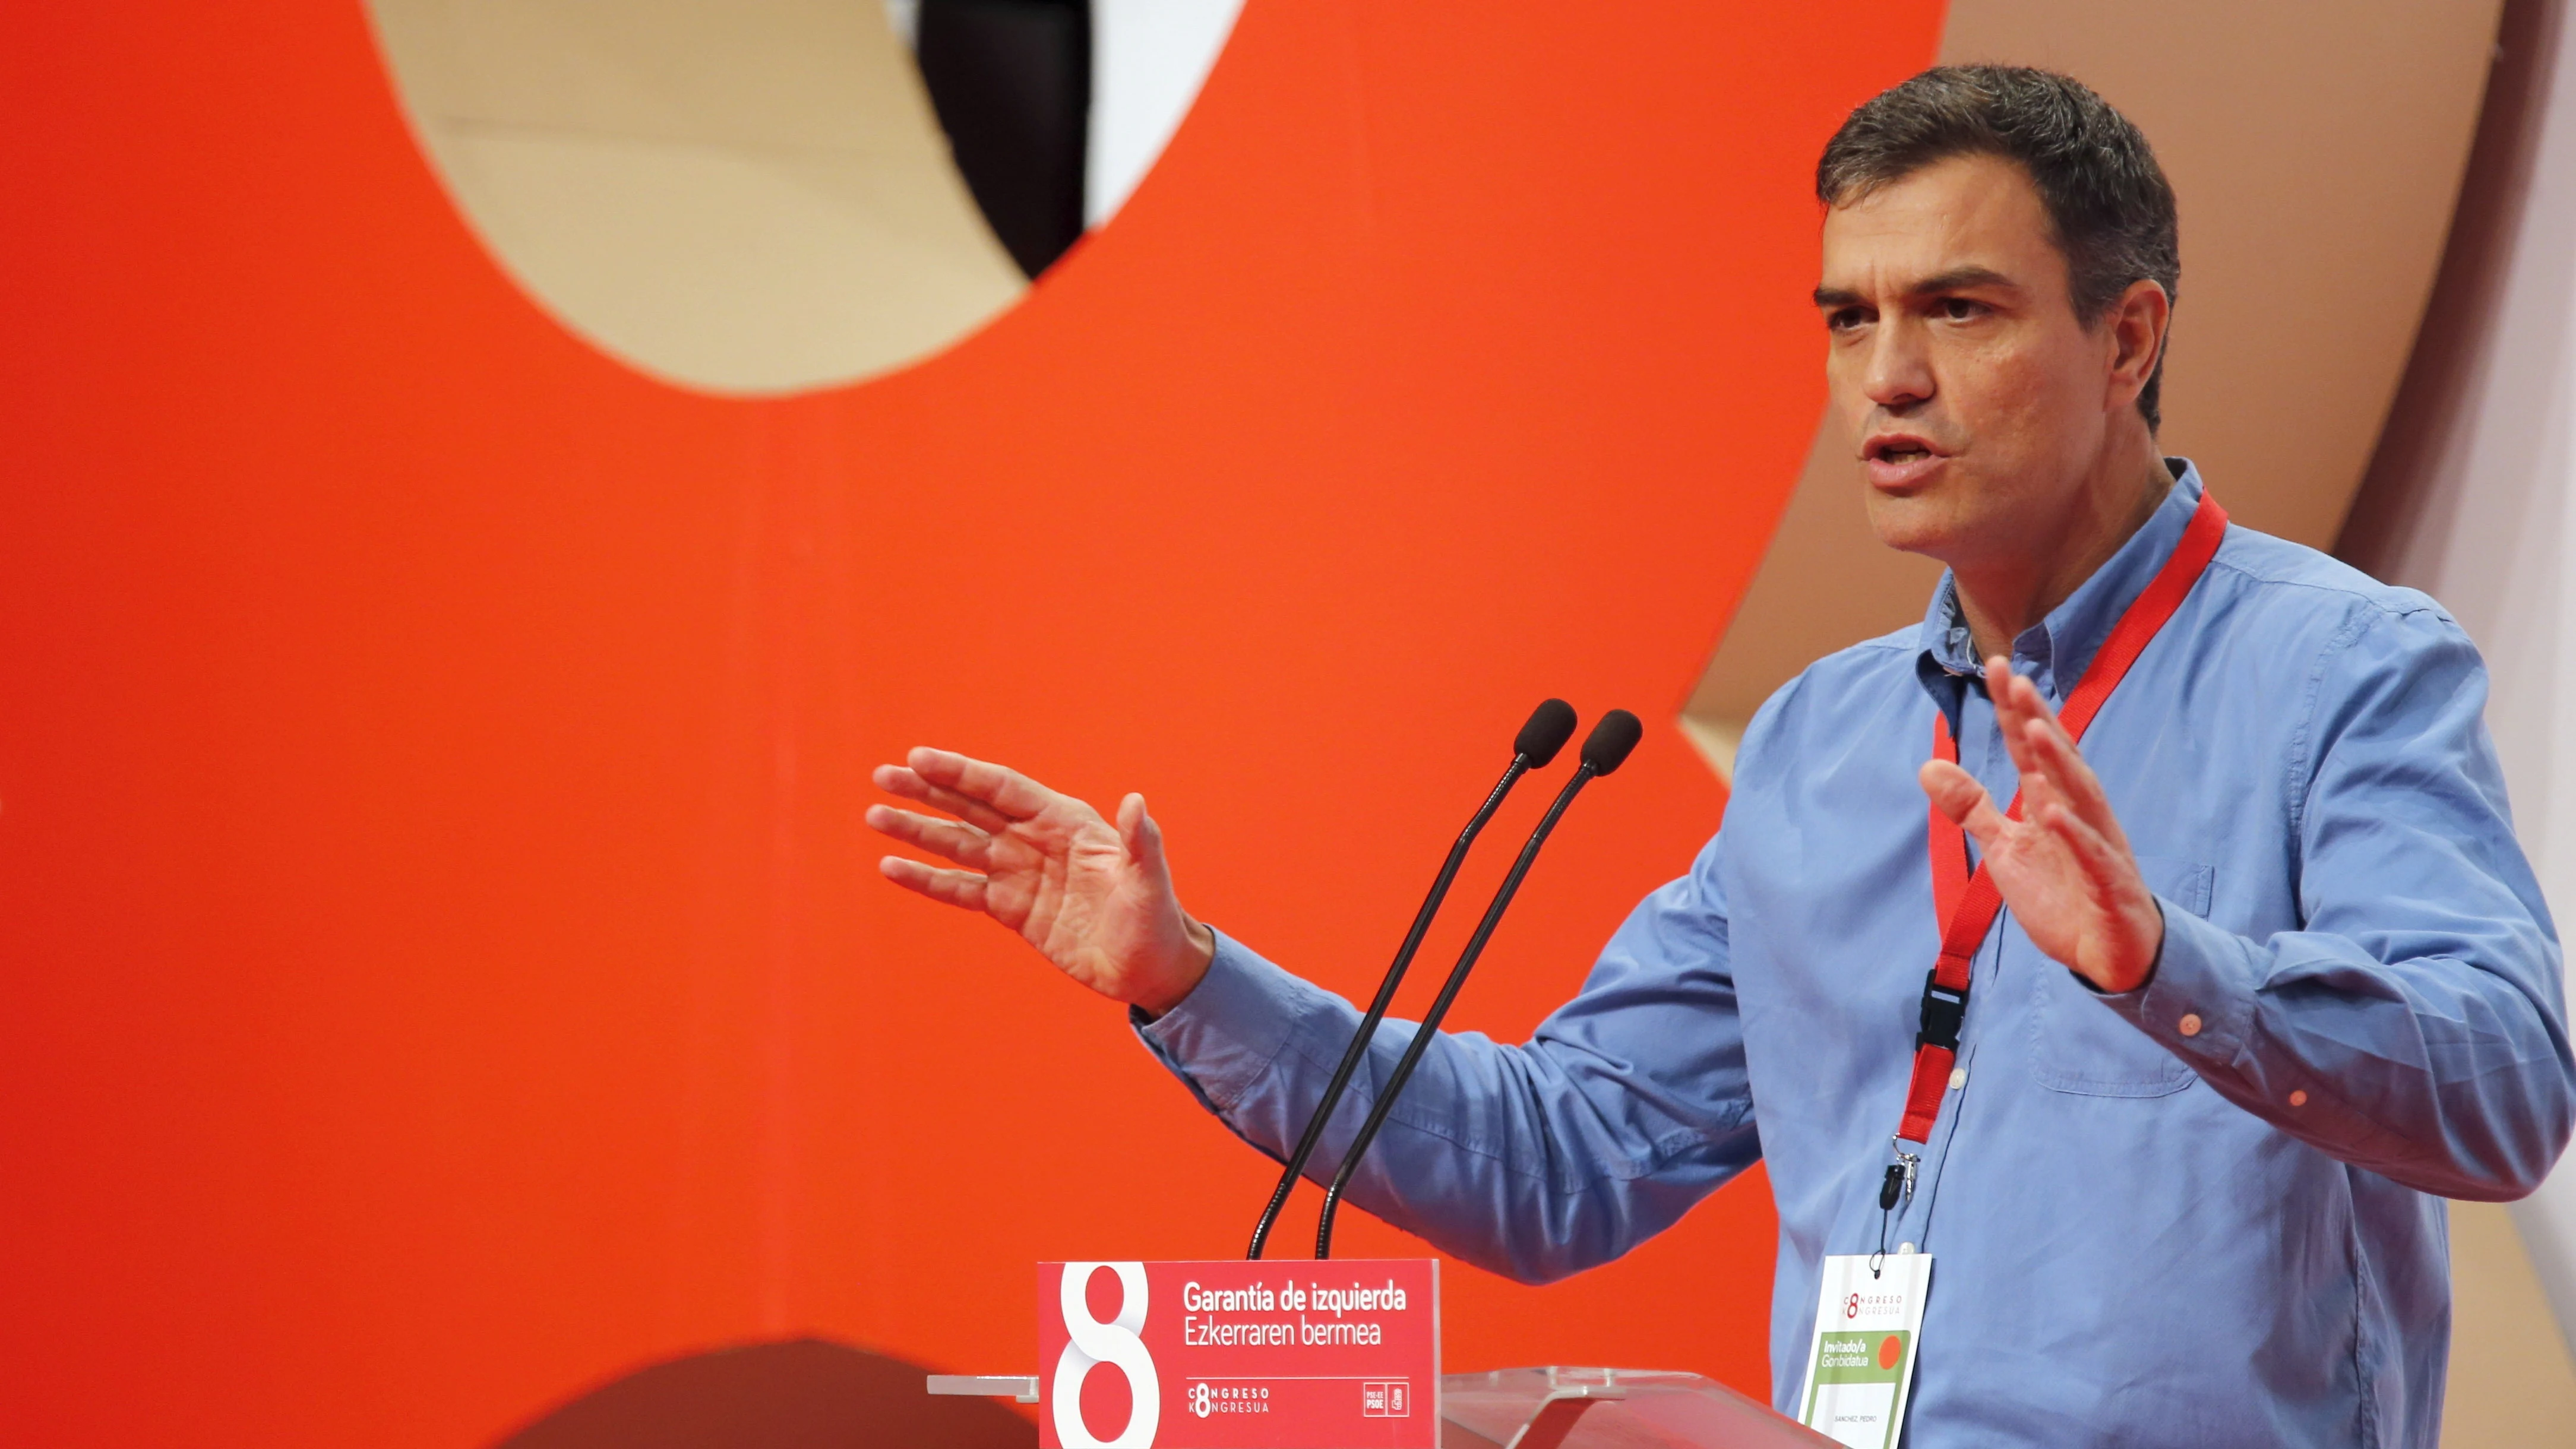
[0,2,1943,1443]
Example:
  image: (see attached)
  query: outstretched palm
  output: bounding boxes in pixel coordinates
[1918,661,2164,992]
[866,748,1213,1011]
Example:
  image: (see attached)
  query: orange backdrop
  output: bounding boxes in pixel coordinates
[0,3,1943,1443]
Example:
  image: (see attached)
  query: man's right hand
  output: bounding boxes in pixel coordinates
[865,748,1215,1014]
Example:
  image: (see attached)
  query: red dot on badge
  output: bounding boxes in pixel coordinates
[1878,1335,1903,1370]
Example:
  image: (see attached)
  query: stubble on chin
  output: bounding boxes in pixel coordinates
[1862,485,1962,562]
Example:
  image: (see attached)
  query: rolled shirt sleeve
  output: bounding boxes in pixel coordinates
[1136,835,1762,1283]
[2100,602,2576,1199]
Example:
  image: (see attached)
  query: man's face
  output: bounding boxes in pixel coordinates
[1815,153,2125,568]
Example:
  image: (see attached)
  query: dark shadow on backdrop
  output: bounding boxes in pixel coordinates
[492,1339,1035,1449]
[2337,0,2566,572]
[916,0,1092,279]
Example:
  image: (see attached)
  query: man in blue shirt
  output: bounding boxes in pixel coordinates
[865,68,2575,1445]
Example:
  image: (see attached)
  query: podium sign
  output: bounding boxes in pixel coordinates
[1038,1259,1439,1449]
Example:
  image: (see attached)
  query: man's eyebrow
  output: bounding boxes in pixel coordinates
[1812,267,2021,309]
[1911,265,2015,295]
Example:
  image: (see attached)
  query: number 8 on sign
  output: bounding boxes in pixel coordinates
[1053,1262,1160,1449]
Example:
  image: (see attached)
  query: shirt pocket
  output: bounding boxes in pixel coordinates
[2025,854,2214,1097]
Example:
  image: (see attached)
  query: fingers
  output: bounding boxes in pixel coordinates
[1982,656,2131,850]
[1117,792,1168,881]
[2037,800,2134,899]
[864,803,993,869]
[1984,658,2051,781]
[871,763,1014,834]
[1920,759,2009,852]
[878,854,991,912]
[2012,734,2069,825]
[1981,659,2129,849]
[2021,716,2132,853]
[905,747,1057,822]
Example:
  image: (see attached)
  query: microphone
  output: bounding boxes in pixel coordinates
[1244,699,1579,1260]
[1313,708,1643,1258]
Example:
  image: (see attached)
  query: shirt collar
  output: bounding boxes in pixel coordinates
[1916,460,2207,716]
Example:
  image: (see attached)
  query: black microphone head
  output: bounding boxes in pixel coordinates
[1580,709,1643,776]
[1515,698,1579,767]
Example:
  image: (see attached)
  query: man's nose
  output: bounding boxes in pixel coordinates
[1861,319,1935,410]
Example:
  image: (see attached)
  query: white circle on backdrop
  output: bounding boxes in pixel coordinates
[364,0,1241,395]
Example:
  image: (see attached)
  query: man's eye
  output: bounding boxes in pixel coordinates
[1827,308,1870,332]
[1938,298,1987,321]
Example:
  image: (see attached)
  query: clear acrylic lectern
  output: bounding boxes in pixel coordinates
[1439,1368,1838,1449]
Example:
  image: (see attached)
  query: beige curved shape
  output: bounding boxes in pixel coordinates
[2448,1199,2576,1448]
[364,0,1029,396]
[1684,0,2504,776]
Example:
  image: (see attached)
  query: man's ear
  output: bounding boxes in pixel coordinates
[2104,277,2170,410]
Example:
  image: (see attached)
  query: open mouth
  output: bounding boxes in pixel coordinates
[1866,434,1942,463]
[1864,435,1947,488]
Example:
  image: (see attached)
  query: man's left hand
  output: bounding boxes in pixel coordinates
[1917,657,2164,993]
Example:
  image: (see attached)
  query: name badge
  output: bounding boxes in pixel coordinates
[1796,1252,1930,1448]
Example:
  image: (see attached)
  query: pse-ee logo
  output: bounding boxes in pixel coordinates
[1054,1262,1160,1449]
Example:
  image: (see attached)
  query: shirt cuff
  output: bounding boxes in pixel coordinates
[1130,928,1320,1116]
[2093,897,2260,1066]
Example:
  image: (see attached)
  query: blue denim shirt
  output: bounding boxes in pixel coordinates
[1137,464,2575,1448]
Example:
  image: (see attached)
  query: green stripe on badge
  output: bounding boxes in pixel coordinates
[1808,1330,1908,1385]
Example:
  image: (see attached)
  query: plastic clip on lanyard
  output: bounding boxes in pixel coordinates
[1894,489,2230,1149]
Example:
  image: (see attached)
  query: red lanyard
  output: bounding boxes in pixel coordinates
[1895,489,2230,1146]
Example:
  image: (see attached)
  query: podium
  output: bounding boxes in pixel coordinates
[937,1366,1832,1449]
[934,1260,1837,1449]
[1439,1368,1833,1449]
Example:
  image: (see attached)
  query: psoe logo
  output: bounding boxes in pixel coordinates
[1053,1263,1160,1449]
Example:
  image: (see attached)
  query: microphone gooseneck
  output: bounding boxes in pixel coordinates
[1244,699,1578,1260]
[1313,710,1642,1258]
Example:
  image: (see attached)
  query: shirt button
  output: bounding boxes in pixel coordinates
[2178,1013,2203,1037]
[2289,1090,2309,1108]
[1947,1067,1967,1090]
